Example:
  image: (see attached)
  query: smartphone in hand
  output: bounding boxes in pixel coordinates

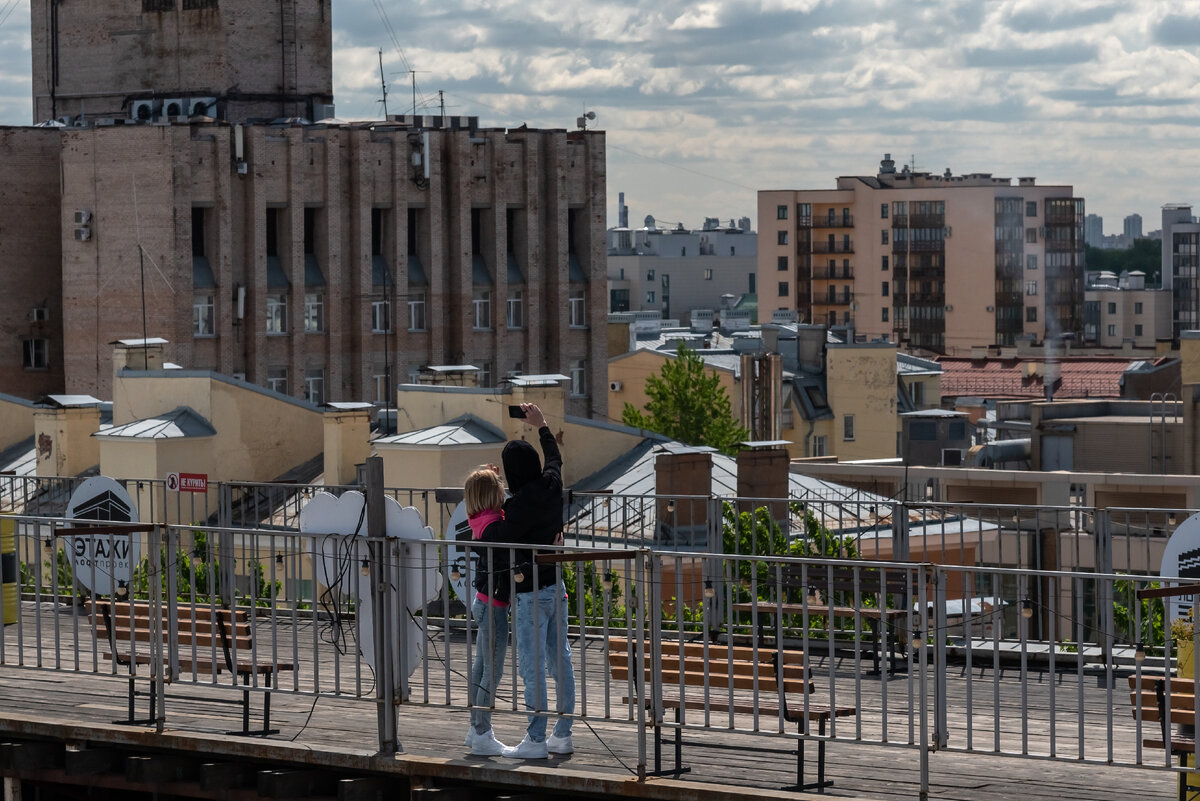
[508,405,527,419]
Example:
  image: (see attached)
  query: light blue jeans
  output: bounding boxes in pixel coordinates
[515,582,575,741]
[469,597,510,735]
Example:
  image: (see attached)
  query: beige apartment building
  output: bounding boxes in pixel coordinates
[6,1,607,420]
[759,155,1085,355]
[1084,271,1172,348]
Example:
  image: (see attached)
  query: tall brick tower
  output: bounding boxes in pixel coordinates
[30,0,334,124]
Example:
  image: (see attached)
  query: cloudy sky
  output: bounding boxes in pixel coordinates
[2,0,1198,235]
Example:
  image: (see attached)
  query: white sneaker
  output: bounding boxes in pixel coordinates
[502,736,549,759]
[546,733,574,754]
[464,727,476,747]
[470,729,507,756]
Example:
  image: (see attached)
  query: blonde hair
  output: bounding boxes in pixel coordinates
[464,467,505,516]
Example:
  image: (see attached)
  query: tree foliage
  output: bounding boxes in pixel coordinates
[1085,240,1162,285]
[621,344,749,455]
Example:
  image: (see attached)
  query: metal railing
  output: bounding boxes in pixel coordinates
[3,492,1200,798]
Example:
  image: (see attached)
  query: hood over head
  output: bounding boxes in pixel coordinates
[502,439,542,493]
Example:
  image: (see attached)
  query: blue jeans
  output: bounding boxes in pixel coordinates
[515,582,575,741]
[469,597,510,734]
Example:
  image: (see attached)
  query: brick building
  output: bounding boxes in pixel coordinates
[7,1,607,421]
[31,0,333,124]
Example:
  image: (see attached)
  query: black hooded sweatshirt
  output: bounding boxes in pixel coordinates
[499,426,563,594]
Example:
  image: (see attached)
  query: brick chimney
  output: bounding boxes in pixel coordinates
[654,450,712,547]
[111,338,166,378]
[323,404,373,486]
[736,444,790,524]
[34,397,102,477]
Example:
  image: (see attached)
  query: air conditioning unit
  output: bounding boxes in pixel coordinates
[985,305,995,313]
[188,97,217,117]
[1038,226,1046,238]
[944,304,953,312]
[74,227,92,242]
[130,100,157,121]
[943,226,952,238]
[162,98,187,118]
[941,448,964,467]
[609,380,623,392]
[74,210,91,226]
[29,306,50,323]
[312,103,336,121]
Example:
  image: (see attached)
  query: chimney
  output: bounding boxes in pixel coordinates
[737,444,789,524]
[323,404,373,486]
[654,450,712,547]
[112,338,165,380]
[34,398,102,477]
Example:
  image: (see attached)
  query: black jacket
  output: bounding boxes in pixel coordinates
[499,426,564,594]
[470,518,513,606]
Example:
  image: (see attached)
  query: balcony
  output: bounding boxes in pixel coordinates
[891,215,908,228]
[797,215,812,227]
[813,293,854,307]
[812,267,854,280]
[909,214,945,228]
[908,240,945,253]
[812,241,855,254]
[812,215,854,229]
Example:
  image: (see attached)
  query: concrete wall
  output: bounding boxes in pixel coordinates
[825,343,897,460]
[0,393,37,452]
[34,406,100,477]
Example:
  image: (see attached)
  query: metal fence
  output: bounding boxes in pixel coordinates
[2,492,1198,799]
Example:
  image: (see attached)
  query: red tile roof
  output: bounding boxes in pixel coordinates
[935,357,1133,400]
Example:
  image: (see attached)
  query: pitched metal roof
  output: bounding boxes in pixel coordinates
[96,406,216,439]
[936,357,1133,400]
[375,414,505,446]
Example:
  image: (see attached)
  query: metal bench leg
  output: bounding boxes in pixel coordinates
[647,708,689,778]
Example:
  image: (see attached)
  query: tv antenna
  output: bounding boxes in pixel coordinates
[378,49,388,118]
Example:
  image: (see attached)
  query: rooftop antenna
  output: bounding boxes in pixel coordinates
[378,49,388,118]
[407,70,428,117]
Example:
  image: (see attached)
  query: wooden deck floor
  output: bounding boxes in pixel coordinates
[0,601,1184,801]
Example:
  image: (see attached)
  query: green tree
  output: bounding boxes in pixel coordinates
[621,344,749,455]
[1085,239,1162,285]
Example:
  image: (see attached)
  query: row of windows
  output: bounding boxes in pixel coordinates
[193,290,587,336]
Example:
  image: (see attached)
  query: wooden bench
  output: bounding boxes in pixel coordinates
[606,636,857,792]
[1129,673,1200,801]
[732,563,912,675]
[90,600,294,736]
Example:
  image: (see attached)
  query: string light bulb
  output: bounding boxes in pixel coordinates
[602,571,614,592]
[191,549,204,568]
[1021,599,1033,620]
[275,553,284,566]
[116,581,128,598]
[360,558,370,577]
[666,500,675,514]
[513,567,525,584]
[1135,643,1146,663]
[43,537,52,550]
[450,565,462,582]
[911,630,923,651]
[704,579,715,599]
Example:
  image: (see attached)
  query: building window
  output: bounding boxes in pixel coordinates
[777,256,788,271]
[881,229,889,245]
[22,338,48,370]
[473,290,491,330]
[647,290,656,304]
[704,268,713,280]
[1025,280,1038,296]
[843,415,855,442]
[507,290,524,329]
[610,288,630,312]
[881,204,888,219]
[1026,228,1038,243]
[1134,301,1144,314]
[912,381,925,406]
[266,293,288,334]
[647,269,655,281]
[881,281,889,298]
[777,230,788,246]
[681,247,686,257]
[304,368,325,405]
[569,289,586,327]
[812,435,827,457]
[373,373,389,403]
[882,255,889,271]
[570,360,587,396]
[304,292,324,333]
[1026,306,1037,322]
[882,307,889,322]
[1107,302,1117,314]
[776,204,788,220]
[1135,323,1144,336]
[371,299,391,333]
[194,293,215,337]
[778,281,788,297]
[1107,324,1116,337]
[407,292,426,331]
[748,274,755,293]
[267,367,288,395]
[1026,201,1037,217]
[479,362,492,388]
[1026,255,1038,270]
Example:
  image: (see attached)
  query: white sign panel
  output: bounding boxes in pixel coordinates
[64,476,140,596]
[300,491,442,684]
[1160,511,1200,621]
[444,501,475,603]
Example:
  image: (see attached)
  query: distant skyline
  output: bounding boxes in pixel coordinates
[2,0,1198,233]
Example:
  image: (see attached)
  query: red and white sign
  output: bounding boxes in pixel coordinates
[166,472,208,493]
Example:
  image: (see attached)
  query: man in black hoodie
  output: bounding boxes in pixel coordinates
[499,402,575,759]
